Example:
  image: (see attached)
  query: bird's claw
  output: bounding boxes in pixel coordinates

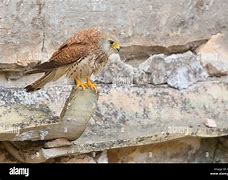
[85,79,97,92]
[75,79,87,91]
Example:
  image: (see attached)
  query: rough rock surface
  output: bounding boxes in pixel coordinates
[1,0,228,163]
[96,54,134,85]
[55,154,96,163]
[98,52,208,90]
[2,136,228,163]
[0,143,18,163]
[1,0,228,65]
[0,86,72,136]
[107,137,228,163]
[96,150,108,163]
[2,80,227,162]
[134,51,208,89]
[197,33,228,76]
[121,39,208,63]
[0,87,98,141]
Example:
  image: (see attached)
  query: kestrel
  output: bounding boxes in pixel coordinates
[25,28,120,92]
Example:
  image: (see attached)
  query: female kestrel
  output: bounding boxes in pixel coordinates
[25,28,120,92]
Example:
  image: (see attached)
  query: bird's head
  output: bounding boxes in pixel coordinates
[109,39,120,53]
[100,37,120,56]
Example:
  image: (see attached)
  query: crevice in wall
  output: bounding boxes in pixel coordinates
[41,32,45,52]
[212,139,220,163]
[120,39,208,62]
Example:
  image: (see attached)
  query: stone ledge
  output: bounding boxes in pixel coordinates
[57,80,228,154]
[0,86,70,141]
[0,86,98,141]
[1,80,227,162]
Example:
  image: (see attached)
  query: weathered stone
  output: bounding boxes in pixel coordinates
[133,68,149,85]
[0,58,39,81]
[1,0,228,164]
[204,119,217,128]
[219,136,228,148]
[196,33,228,76]
[121,39,208,63]
[0,86,72,137]
[2,81,228,162]
[214,143,228,163]
[2,141,46,163]
[166,51,208,89]
[1,0,228,67]
[56,154,96,163]
[0,143,18,163]
[134,51,208,89]
[0,87,98,141]
[96,150,108,163]
[95,54,134,86]
[107,137,219,163]
[137,54,167,84]
[44,138,72,148]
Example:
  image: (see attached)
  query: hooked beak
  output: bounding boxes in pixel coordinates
[112,42,120,52]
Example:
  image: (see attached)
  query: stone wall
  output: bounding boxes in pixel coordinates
[1,0,228,64]
[0,0,228,163]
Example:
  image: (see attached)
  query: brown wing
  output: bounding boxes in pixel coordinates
[32,28,101,71]
[33,43,90,71]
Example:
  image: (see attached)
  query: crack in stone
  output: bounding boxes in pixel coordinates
[37,0,45,16]
[120,39,209,62]
[212,139,219,163]
[41,32,45,52]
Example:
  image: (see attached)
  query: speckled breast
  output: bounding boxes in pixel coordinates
[66,53,108,80]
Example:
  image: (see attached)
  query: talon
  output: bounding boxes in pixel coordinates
[85,78,97,92]
[83,83,88,88]
[75,79,87,91]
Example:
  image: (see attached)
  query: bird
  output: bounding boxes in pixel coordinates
[24,28,120,92]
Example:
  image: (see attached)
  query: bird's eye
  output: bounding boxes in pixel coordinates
[109,40,114,45]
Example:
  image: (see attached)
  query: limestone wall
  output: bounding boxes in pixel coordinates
[0,0,228,163]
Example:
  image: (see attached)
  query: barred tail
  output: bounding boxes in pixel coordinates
[25,71,55,92]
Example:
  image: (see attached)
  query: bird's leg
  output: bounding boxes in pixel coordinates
[84,78,97,92]
[75,78,87,91]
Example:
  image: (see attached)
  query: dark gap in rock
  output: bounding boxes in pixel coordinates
[0,61,41,80]
[120,39,209,65]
